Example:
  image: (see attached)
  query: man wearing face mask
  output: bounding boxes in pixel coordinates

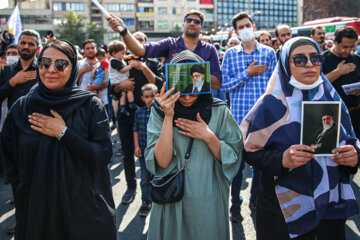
[221,12,277,222]
[5,43,19,65]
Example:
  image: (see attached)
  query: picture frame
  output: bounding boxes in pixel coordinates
[165,62,211,95]
[300,101,341,156]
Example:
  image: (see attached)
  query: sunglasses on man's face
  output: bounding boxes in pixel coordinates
[289,54,324,67]
[38,57,70,72]
[184,17,201,25]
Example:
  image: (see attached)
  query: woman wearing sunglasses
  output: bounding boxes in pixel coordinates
[240,37,359,240]
[1,40,116,240]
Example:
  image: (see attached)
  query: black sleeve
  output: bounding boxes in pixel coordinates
[147,59,165,91]
[244,149,289,177]
[59,97,113,168]
[0,66,15,102]
[110,58,125,71]
[0,113,19,185]
[321,50,330,74]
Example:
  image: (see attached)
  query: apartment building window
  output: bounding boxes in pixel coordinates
[139,7,154,13]
[53,2,84,11]
[108,3,135,12]
[158,21,168,29]
[139,0,153,2]
[139,21,154,31]
[123,18,135,26]
[158,7,167,15]
[173,21,182,28]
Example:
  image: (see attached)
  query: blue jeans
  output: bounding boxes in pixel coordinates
[231,158,260,207]
[138,156,152,202]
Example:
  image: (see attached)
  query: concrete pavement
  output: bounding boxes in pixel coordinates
[0,131,360,239]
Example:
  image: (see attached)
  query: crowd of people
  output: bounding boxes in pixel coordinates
[0,8,359,240]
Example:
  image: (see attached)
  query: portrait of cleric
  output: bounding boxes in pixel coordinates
[302,102,340,155]
[183,64,210,94]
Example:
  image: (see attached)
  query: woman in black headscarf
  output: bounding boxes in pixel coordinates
[1,40,116,240]
[144,51,242,240]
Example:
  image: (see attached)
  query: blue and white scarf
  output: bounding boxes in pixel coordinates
[240,37,359,238]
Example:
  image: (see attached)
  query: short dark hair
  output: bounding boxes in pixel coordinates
[47,30,54,38]
[0,51,5,58]
[82,39,96,49]
[96,48,106,57]
[19,29,40,46]
[257,31,271,42]
[184,10,205,25]
[334,26,358,44]
[108,40,126,56]
[275,24,291,37]
[311,26,325,36]
[232,12,253,30]
[40,40,76,66]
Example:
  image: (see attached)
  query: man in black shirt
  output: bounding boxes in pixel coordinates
[109,32,164,205]
[0,29,39,235]
[0,29,39,109]
[322,26,360,138]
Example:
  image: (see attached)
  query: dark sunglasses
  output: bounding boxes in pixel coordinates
[184,17,201,25]
[143,94,155,99]
[289,54,324,67]
[38,57,70,72]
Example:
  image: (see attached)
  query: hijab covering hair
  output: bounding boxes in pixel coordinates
[11,39,95,134]
[241,37,359,238]
[153,50,225,124]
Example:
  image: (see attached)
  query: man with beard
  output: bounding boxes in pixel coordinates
[311,26,327,52]
[106,10,221,90]
[310,115,338,154]
[0,29,38,109]
[322,26,360,138]
[77,39,99,90]
[275,24,293,59]
[0,29,39,235]
[183,64,210,93]
[221,12,276,222]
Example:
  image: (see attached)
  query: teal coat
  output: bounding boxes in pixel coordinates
[145,104,243,240]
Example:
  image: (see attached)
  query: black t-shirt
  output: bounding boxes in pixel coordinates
[322,50,360,107]
[110,58,125,71]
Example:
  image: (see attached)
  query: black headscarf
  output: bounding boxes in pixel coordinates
[153,50,225,124]
[11,39,95,134]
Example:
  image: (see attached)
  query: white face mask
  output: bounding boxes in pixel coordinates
[238,27,254,42]
[6,56,19,65]
[289,75,323,90]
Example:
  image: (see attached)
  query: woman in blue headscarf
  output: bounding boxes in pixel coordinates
[240,37,359,240]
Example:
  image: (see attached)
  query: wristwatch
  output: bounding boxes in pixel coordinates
[57,127,68,141]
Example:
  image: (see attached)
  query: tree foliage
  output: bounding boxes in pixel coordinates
[56,10,85,46]
[56,10,107,46]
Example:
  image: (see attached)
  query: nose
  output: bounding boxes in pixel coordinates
[47,62,57,72]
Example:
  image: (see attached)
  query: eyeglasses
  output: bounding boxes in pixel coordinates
[143,94,155,99]
[38,57,70,72]
[6,51,18,56]
[289,55,324,67]
[184,17,201,25]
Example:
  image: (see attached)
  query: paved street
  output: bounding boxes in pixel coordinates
[1,131,360,240]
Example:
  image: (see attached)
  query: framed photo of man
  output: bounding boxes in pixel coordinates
[300,101,341,156]
[165,62,211,95]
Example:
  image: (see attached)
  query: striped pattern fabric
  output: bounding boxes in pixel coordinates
[240,37,359,238]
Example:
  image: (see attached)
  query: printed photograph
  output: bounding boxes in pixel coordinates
[301,101,341,156]
[165,62,211,95]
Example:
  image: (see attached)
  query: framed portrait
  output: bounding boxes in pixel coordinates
[300,101,341,156]
[165,62,211,95]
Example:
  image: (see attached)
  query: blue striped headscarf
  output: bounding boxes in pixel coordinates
[240,37,359,238]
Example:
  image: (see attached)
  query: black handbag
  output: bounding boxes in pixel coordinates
[151,138,194,204]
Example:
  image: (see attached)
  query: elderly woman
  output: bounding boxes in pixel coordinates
[1,40,116,240]
[240,37,359,240]
[145,51,242,240]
